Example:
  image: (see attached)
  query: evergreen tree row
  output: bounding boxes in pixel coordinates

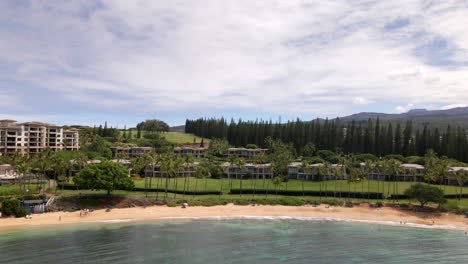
[185,118,468,162]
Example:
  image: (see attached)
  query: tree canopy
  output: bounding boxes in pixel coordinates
[74,161,134,195]
[185,118,468,162]
[404,183,446,207]
[136,119,170,133]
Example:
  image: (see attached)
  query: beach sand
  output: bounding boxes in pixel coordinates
[1,204,467,232]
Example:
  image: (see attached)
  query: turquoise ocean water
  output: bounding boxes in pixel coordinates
[0,219,467,264]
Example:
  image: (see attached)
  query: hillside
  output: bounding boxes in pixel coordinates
[121,130,209,144]
[336,107,468,129]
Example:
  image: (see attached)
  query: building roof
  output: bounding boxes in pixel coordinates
[174,147,207,151]
[19,121,60,127]
[111,146,153,150]
[450,167,468,172]
[110,159,131,165]
[401,164,425,169]
[64,128,80,132]
[226,148,268,152]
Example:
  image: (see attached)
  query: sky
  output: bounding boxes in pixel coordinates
[1,0,468,127]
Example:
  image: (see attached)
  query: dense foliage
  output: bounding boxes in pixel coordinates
[136,119,170,133]
[1,199,29,218]
[185,118,468,162]
[74,162,135,195]
[404,183,446,207]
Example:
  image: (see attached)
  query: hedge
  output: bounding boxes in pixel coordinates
[57,184,222,196]
[229,189,385,199]
[389,193,468,200]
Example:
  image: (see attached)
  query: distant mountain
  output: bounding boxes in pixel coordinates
[336,107,468,129]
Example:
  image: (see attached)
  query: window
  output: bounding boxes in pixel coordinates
[25,133,29,136]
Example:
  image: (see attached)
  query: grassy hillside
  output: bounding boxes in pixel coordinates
[122,130,209,144]
[163,132,209,144]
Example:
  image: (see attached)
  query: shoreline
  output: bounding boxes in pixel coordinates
[1,204,467,232]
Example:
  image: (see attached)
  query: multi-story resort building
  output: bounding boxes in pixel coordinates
[110,146,153,158]
[226,148,268,159]
[173,146,207,158]
[0,120,80,155]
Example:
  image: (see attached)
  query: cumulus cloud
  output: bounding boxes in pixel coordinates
[0,0,468,123]
[395,103,414,114]
[440,103,468,110]
[353,97,371,105]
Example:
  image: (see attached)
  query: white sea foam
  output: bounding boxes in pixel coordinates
[159,216,462,231]
[82,219,135,223]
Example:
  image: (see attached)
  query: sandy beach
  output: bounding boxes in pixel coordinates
[1,204,467,232]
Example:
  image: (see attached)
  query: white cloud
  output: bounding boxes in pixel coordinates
[353,97,370,105]
[0,0,468,120]
[440,103,468,110]
[395,103,414,113]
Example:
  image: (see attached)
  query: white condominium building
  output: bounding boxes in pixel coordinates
[0,119,80,155]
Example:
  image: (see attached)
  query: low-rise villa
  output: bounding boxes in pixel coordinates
[110,147,153,158]
[288,162,345,181]
[143,161,467,186]
[221,162,273,179]
[144,162,200,178]
[173,147,207,158]
[226,148,268,159]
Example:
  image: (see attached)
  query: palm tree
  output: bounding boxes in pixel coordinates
[363,160,375,201]
[51,156,70,194]
[72,152,88,192]
[332,166,342,198]
[272,176,283,198]
[346,167,361,201]
[253,153,267,198]
[200,161,212,192]
[386,159,403,203]
[194,163,210,198]
[234,158,246,196]
[34,148,55,192]
[322,162,332,197]
[317,163,329,200]
[172,157,185,199]
[182,154,194,196]
[160,153,175,201]
[300,160,311,197]
[374,160,384,200]
[13,157,32,193]
[227,154,237,190]
[454,169,468,203]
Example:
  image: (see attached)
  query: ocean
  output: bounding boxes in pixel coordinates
[0,219,467,264]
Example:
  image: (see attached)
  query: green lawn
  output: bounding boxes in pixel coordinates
[162,132,209,144]
[133,178,468,197]
[0,184,40,196]
[122,130,209,144]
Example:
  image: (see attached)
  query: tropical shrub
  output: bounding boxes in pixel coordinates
[1,199,29,218]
